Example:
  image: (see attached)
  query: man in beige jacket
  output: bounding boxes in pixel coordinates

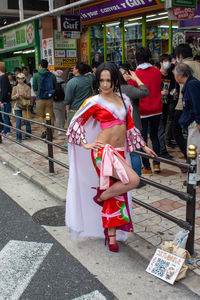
[173,44,200,165]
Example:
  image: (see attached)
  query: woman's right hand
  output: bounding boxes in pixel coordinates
[81,141,104,150]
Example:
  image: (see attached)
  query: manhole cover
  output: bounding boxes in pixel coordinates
[32,206,65,226]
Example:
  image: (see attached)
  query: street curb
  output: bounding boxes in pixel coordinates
[0,146,200,296]
[0,147,66,202]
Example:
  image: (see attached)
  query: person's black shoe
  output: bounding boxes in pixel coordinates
[160,152,173,160]
[41,131,46,138]
[136,181,146,189]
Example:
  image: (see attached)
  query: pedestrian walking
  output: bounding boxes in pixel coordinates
[64,62,95,127]
[173,43,200,160]
[0,62,12,137]
[135,47,162,174]
[174,63,200,185]
[32,59,57,138]
[66,62,156,252]
[11,73,31,143]
[52,70,66,135]
[119,64,149,188]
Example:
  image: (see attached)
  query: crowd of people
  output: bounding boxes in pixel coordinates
[0,43,199,252]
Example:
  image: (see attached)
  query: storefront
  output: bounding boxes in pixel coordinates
[0,20,40,74]
[78,0,184,66]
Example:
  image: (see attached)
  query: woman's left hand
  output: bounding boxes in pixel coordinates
[142,145,157,157]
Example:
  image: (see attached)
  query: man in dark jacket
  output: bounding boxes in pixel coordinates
[174,63,200,184]
[0,62,12,137]
[33,59,56,138]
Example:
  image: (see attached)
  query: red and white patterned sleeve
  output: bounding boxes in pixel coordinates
[126,102,146,152]
[67,105,97,145]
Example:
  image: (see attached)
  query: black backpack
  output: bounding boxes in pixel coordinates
[53,81,65,102]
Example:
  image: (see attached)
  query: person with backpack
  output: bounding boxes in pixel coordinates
[32,59,57,138]
[52,70,65,135]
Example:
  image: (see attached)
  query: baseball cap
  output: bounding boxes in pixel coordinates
[17,73,25,79]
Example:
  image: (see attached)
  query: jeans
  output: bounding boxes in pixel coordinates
[141,115,161,169]
[1,102,11,134]
[130,152,142,177]
[173,110,187,159]
[14,109,31,141]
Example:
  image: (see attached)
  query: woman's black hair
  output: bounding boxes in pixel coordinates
[120,63,132,75]
[96,62,128,124]
[118,69,127,85]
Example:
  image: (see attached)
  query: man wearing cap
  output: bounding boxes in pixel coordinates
[32,59,56,138]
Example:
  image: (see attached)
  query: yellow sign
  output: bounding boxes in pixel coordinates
[55,57,78,68]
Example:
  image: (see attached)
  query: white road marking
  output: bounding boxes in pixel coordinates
[72,290,107,300]
[0,240,53,300]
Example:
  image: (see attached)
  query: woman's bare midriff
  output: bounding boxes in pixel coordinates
[96,124,126,148]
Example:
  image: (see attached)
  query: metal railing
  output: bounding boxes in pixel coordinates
[0,111,197,255]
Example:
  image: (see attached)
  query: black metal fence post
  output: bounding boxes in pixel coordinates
[186,144,197,255]
[46,113,54,173]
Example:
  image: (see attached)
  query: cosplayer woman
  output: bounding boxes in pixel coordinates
[66,62,156,252]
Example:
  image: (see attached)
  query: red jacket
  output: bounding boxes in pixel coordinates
[135,67,162,117]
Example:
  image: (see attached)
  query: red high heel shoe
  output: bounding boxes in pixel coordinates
[92,187,105,207]
[104,229,119,252]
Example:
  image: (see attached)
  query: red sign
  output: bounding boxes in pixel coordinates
[173,7,195,19]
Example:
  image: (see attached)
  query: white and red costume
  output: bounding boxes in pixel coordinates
[66,93,145,241]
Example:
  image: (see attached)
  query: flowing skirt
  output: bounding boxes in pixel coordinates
[91,145,133,232]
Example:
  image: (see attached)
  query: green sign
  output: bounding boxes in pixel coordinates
[172,0,196,8]
[54,31,77,50]
[0,21,35,53]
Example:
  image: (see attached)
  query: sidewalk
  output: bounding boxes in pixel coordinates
[0,118,200,295]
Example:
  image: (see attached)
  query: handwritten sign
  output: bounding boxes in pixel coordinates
[146,248,184,284]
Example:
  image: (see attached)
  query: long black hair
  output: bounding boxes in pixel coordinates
[96,62,127,123]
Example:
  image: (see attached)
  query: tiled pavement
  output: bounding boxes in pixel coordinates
[0,115,200,275]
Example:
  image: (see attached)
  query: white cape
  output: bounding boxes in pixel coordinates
[65,95,133,241]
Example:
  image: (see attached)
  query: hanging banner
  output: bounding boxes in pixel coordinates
[61,15,81,32]
[80,0,157,22]
[42,38,54,68]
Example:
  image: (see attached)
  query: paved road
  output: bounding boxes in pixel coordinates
[0,188,115,300]
[0,163,199,300]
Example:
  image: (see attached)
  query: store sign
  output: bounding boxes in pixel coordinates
[66,50,77,58]
[42,38,54,67]
[80,0,157,22]
[0,22,35,53]
[180,4,200,27]
[172,0,196,9]
[173,6,195,19]
[55,57,78,68]
[55,50,66,58]
[63,31,80,39]
[54,31,77,50]
[61,15,81,32]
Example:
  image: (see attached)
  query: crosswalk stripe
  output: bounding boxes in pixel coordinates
[72,290,107,300]
[0,240,53,299]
